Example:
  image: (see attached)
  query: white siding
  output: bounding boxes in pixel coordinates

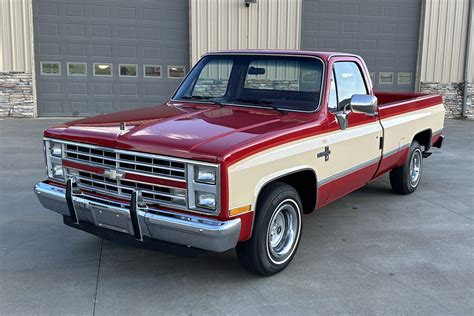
[189,0,302,65]
[0,0,34,72]
[419,0,473,83]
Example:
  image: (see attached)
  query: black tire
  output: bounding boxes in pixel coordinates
[390,140,423,194]
[236,182,303,276]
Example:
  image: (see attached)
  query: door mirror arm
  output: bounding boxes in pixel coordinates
[335,104,350,130]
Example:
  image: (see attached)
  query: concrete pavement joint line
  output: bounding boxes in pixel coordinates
[413,192,474,222]
[327,249,452,313]
[92,238,103,316]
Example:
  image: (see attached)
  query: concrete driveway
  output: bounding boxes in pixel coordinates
[1,118,473,315]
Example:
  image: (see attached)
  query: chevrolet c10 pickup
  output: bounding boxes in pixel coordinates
[35,50,445,275]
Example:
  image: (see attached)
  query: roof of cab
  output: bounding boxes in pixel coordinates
[206,49,359,61]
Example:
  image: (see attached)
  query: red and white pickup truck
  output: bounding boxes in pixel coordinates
[35,50,445,275]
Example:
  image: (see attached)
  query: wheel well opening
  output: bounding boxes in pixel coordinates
[258,170,317,214]
[413,129,432,150]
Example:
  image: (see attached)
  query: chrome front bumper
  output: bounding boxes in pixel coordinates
[34,181,241,252]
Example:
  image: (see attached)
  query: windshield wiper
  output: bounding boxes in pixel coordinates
[233,98,287,114]
[181,95,222,106]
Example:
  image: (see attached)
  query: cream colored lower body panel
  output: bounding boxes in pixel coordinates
[381,104,445,155]
[228,121,382,212]
[227,104,445,213]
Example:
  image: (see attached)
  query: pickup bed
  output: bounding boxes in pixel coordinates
[35,50,444,275]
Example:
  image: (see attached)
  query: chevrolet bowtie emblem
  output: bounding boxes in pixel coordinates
[103,169,125,180]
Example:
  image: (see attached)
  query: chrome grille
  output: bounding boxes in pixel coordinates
[65,169,187,208]
[64,144,186,180]
[62,142,188,209]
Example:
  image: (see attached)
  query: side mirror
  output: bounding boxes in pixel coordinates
[350,94,378,116]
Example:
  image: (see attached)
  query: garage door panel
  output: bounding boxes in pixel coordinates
[302,0,420,92]
[34,0,189,116]
[66,82,88,96]
[93,83,113,96]
[41,82,62,95]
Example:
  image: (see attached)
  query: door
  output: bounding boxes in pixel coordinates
[324,59,383,203]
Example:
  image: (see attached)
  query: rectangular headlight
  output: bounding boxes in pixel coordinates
[187,162,219,214]
[194,165,216,184]
[51,163,64,180]
[195,191,216,210]
[44,139,65,182]
[49,141,63,157]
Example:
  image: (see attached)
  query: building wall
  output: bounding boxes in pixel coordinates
[418,0,473,118]
[189,0,302,65]
[2,0,472,118]
[0,0,36,117]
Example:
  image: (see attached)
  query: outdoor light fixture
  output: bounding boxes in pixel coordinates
[245,0,257,7]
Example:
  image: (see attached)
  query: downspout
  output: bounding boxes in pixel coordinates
[462,0,473,118]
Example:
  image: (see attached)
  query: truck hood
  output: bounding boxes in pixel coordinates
[45,102,314,162]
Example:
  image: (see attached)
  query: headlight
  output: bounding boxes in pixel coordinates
[195,191,216,210]
[194,165,216,184]
[44,139,65,182]
[49,141,62,157]
[187,163,219,214]
[52,163,64,178]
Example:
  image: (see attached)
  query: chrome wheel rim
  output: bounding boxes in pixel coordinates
[409,149,422,187]
[266,199,301,265]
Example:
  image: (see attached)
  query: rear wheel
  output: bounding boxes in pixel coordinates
[390,140,423,194]
[236,182,302,276]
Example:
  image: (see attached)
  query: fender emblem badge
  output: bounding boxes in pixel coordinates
[317,146,331,162]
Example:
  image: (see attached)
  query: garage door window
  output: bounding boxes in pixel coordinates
[67,63,87,76]
[41,62,61,75]
[144,65,162,78]
[119,64,137,77]
[168,66,185,78]
[93,63,112,76]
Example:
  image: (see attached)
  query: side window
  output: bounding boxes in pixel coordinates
[333,62,367,111]
[328,70,338,112]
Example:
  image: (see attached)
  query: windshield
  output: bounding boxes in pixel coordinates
[172,55,324,112]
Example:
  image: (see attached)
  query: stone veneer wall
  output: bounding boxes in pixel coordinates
[420,82,473,119]
[0,72,35,118]
[194,78,301,97]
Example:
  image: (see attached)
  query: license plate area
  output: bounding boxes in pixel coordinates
[89,204,130,234]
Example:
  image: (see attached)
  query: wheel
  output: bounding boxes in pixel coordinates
[389,140,423,194]
[236,182,302,276]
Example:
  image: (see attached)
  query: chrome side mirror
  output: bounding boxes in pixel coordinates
[350,94,378,116]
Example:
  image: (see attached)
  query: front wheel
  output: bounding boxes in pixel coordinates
[390,140,423,194]
[236,182,302,276]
